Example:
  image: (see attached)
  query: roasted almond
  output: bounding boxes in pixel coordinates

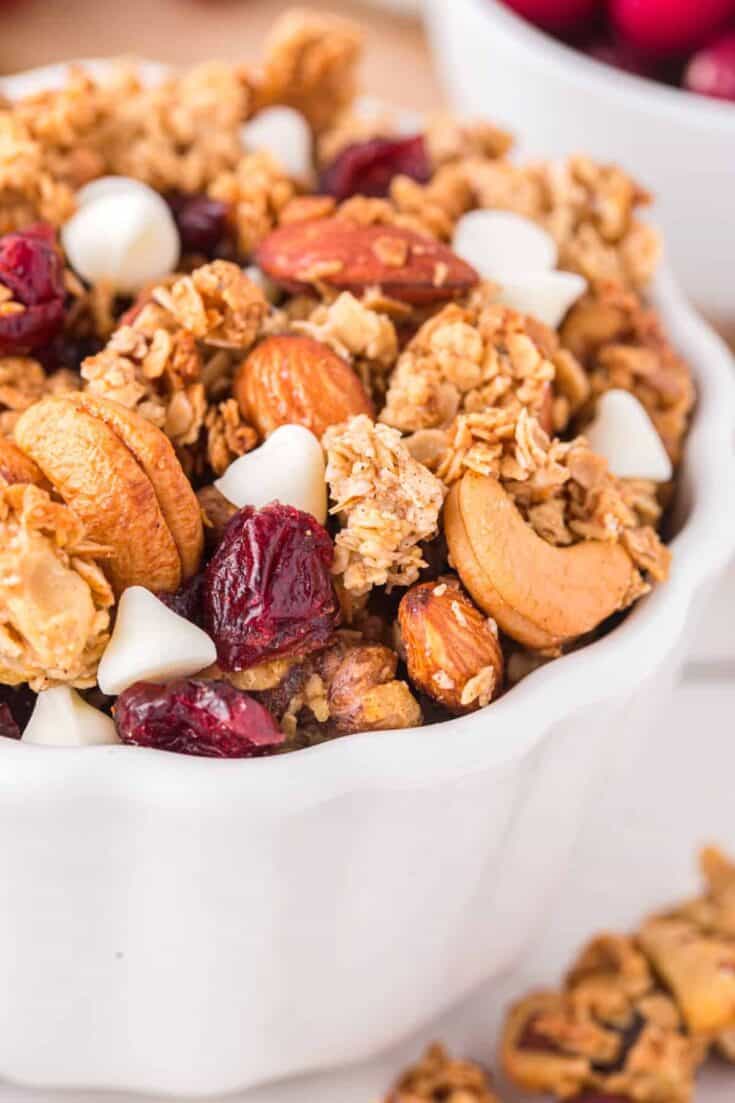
[256,218,479,305]
[234,334,374,439]
[398,577,503,713]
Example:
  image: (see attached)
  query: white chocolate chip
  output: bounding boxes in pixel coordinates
[97,587,216,696]
[61,177,180,293]
[23,686,120,747]
[498,271,587,328]
[585,389,673,482]
[241,106,313,181]
[215,424,327,524]
[452,210,558,279]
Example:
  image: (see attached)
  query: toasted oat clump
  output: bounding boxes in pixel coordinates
[81,312,205,448]
[385,1043,501,1103]
[204,397,258,476]
[324,415,445,597]
[0,112,76,234]
[0,357,80,436]
[209,151,296,257]
[424,112,513,168]
[255,8,363,133]
[380,301,559,435]
[292,291,398,401]
[0,482,113,689]
[464,154,661,289]
[561,281,695,463]
[153,260,269,349]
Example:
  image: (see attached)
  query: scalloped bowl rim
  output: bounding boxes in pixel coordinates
[0,60,733,811]
[465,0,735,131]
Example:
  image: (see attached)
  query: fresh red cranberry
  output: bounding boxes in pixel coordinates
[610,0,735,56]
[114,679,284,757]
[583,35,662,77]
[320,135,431,201]
[166,193,229,256]
[685,32,735,100]
[0,223,65,353]
[501,0,602,33]
[157,572,205,626]
[0,684,36,739]
[203,503,340,671]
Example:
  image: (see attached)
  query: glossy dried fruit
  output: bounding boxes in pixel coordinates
[398,578,503,713]
[157,572,205,627]
[0,683,36,739]
[114,678,283,757]
[0,223,66,354]
[256,218,479,305]
[234,334,373,439]
[204,503,340,671]
[320,134,431,201]
[167,192,230,255]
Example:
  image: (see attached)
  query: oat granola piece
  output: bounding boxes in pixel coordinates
[153,260,269,349]
[0,112,76,235]
[336,161,474,242]
[0,356,80,436]
[0,481,113,690]
[380,301,558,435]
[502,934,704,1102]
[204,397,258,476]
[209,151,295,257]
[464,155,660,290]
[292,291,398,401]
[637,847,735,1036]
[324,414,445,598]
[255,8,363,133]
[561,282,695,464]
[424,113,513,168]
[385,1042,501,1103]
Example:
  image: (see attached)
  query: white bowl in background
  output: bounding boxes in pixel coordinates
[423,0,735,337]
[0,61,734,1098]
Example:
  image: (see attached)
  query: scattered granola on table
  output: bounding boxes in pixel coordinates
[384,1043,503,1103]
[0,5,695,754]
[501,847,735,1103]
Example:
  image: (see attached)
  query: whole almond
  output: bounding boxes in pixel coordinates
[234,334,374,439]
[398,577,503,713]
[256,218,479,305]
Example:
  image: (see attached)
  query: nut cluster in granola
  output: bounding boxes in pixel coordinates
[0,7,695,755]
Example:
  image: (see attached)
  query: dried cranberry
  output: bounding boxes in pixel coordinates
[157,572,205,626]
[114,679,283,757]
[166,193,229,256]
[0,223,65,354]
[203,503,340,671]
[0,683,36,739]
[320,135,431,201]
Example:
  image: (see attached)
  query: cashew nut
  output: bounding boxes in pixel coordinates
[444,472,639,650]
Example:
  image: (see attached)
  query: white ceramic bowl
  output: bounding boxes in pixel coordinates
[423,0,735,337]
[0,62,734,1099]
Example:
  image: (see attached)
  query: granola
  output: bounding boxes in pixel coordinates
[385,1043,502,1103]
[0,6,695,753]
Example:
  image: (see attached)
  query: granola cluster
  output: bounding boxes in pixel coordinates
[0,6,695,754]
[384,1043,501,1103]
[501,848,735,1103]
[0,482,113,690]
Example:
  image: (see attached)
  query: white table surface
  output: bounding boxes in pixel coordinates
[2,566,734,1103]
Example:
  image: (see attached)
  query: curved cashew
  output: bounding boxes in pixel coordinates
[444,472,638,650]
[15,394,203,595]
[0,437,45,487]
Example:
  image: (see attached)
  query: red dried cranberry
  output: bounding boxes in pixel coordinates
[0,223,65,353]
[0,683,36,739]
[157,572,205,627]
[320,135,431,201]
[114,679,283,757]
[203,503,340,671]
[167,193,229,256]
